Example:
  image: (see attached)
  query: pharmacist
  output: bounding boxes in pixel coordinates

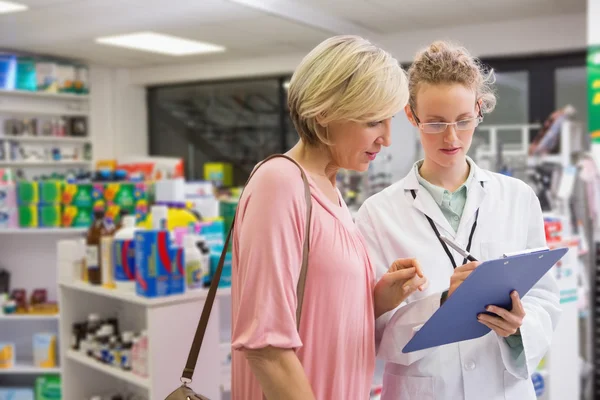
[355,40,561,400]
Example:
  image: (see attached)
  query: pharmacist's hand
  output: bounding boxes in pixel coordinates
[374,258,428,319]
[477,291,526,337]
[447,261,480,298]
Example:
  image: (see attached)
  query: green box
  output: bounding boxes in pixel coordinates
[39,181,62,205]
[35,374,61,400]
[19,206,38,227]
[104,182,136,208]
[39,206,61,227]
[62,183,94,207]
[17,181,39,205]
[62,205,93,227]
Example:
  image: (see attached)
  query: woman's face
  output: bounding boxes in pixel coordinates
[325,118,392,172]
[406,83,479,170]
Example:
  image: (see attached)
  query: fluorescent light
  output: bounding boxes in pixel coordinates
[95,32,225,56]
[0,1,27,14]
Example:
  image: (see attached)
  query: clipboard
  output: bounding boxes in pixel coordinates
[402,247,568,353]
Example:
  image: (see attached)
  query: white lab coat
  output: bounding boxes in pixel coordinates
[355,162,561,400]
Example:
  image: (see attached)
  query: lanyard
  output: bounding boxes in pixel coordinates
[410,181,484,269]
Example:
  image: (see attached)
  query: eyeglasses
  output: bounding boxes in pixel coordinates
[411,106,483,135]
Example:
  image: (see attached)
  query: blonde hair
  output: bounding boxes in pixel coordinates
[288,35,408,146]
[408,41,496,113]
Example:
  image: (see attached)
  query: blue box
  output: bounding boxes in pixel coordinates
[135,230,171,297]
[210,252,232,288]
[0,389,34,400]
[170,246,185,295]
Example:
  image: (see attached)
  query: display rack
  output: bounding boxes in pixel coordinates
[58,276,231,400]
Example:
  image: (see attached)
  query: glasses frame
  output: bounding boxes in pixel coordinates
[410,104,484,135]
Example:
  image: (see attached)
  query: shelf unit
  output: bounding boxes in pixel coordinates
[1,136,92,144]
[0,363,60,375]
[0,228,87,234]
[0,160,92,167]
[0,314,59,321]
[0,89,89,101]
[0,89,89,117]
[66,350,149,389]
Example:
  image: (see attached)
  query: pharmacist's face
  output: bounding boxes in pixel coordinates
[407,83,478,169]
[325,118,392,172]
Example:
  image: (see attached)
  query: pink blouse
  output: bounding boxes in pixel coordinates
[231,158,376,399]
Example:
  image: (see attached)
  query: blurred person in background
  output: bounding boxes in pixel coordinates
[355,41,560,400]
[230,35,427,400]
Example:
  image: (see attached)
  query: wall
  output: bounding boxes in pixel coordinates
[589,0,600,45]
[129,13,586,86]
[90,65,148,160]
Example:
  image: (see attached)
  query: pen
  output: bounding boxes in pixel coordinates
[439,235,478,262]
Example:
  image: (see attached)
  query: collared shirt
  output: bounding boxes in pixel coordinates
[414,158,475,232]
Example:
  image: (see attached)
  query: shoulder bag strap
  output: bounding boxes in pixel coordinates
[181,154,313,381]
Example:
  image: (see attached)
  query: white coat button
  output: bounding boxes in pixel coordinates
[464,361,476,371]
[454,216,459,221]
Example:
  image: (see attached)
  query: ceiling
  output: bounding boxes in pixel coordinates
[0,0,586,68]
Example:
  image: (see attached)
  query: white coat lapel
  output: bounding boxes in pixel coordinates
[403,169,455,237]
[457,163,490,237]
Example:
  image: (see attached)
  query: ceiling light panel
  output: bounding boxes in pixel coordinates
[0,1,27,14]
[96,32,225,56]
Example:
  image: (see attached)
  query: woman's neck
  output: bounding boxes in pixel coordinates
[419,158,470,192]
[287,140,339,186]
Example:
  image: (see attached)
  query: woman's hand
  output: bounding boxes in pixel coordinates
[447,261,480,298]
[477,291,526,337]
[374,258,428,319]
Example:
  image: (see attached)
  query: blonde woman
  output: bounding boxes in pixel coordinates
[231,36,427,400]
[355,41,560,400]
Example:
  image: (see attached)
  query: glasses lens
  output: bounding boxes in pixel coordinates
[456,118,480,131]
[422,123,446,134]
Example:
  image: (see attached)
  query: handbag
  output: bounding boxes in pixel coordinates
[165,154,313,400]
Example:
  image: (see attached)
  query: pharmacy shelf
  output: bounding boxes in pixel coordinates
[0,89,89,100]
[0,228,86,234]
[60,281,231,308]
[0,136,92,144]
[0,160,92,167]
[0,362,60,375]
[0,314,59,321]
[66,350,149,389]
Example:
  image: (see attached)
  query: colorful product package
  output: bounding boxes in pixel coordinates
[62,206,93,227]
[204,162,233,187]
[0,389,34,400]
[39,206,61,228]
[170,245,185,295]
[104,182,135,208]
[16,57,36,92]
[38,181,62,205]
[114,235,136,287]
[33,333,56,368]
[62,183,93,207]
[0,208,18,228]
[18,206,38,227]
[0,184,16,208]
[0,342,15,369]
[17,181,38,205]
[210,252,232,288]
[35,374,61,400]
[135,230,171,297]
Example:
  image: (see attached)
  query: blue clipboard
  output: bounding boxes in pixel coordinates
[402,247,568,353]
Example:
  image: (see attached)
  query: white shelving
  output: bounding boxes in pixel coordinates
[0,136,92,144]
[0,89,89,101]
[0,160,92,167]
[66,350,149,389]
[0,314,59,321]
[0,362,60,375]
[0,228,86,234]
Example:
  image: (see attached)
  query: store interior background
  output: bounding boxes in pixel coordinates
[0,0,598,399]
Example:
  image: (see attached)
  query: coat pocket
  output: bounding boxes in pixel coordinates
[381,372,434,400]
[503,370,536,400]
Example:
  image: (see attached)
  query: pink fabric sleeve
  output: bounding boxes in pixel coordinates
[231,160,307,351]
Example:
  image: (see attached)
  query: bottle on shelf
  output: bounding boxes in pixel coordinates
[100,217,117,289]
[86,210,105,285]
[113,215,138,292]
[120,331,134,371]
[185,234,203,290]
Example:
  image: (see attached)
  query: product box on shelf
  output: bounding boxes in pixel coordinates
[0,389,34,400]
[0,184,16,208]
[204,162,233,187]
[16,57,36,92]
[62,183,95,207]
[0,342,15,369]
[36,62,58,93]
[74,65,89,94]
[38,181,62,205]
[35,375,61,400]
[0,208,18,228]
[33,333,57,368]
[18,206,38,227]
[0,54,17,90]
[62,205,93,227]
[135,230,171,297]
[17,181,38,205]
[39,205,61,227]
[170,246,185,295]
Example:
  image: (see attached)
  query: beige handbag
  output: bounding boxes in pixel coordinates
[165,154,313,400]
